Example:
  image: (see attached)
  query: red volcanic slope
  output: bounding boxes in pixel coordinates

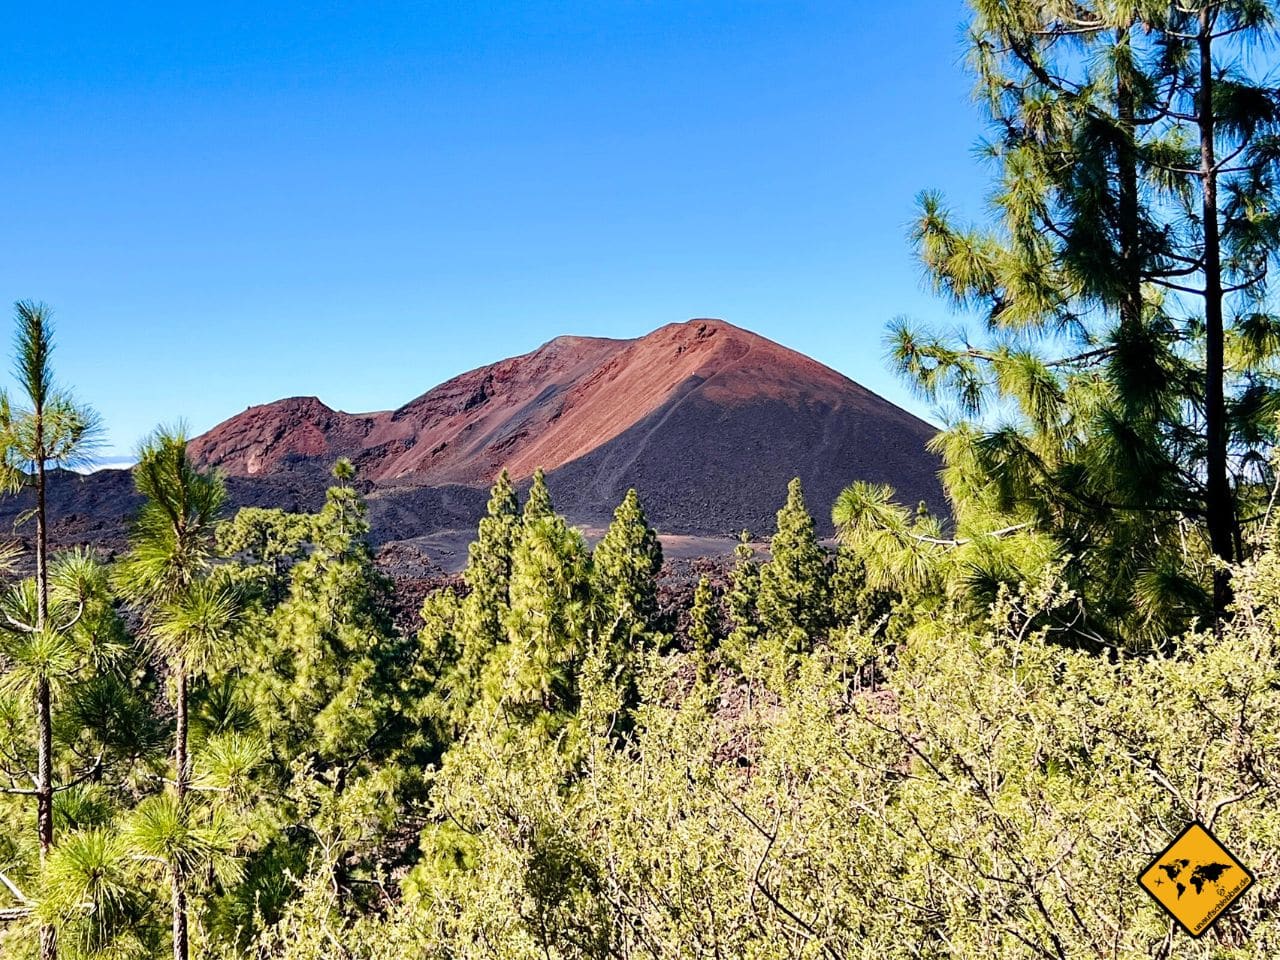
[189,320,943,534]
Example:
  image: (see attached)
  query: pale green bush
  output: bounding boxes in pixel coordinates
[237,550,1280,959]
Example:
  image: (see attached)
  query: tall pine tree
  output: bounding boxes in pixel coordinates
[417,471,521,737]
[838,0,1280,643]
[115,428,232,960]
[0,302,101,960]
[493,511,592,730]
[463,470,520,650]
[757,479,832,656]
[590,488,663,645]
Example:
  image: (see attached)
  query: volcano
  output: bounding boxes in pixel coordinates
[188,319,942,540]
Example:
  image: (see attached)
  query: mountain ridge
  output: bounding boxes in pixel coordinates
[189,319,941,526]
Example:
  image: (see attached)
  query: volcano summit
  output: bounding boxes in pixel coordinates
[188,319,942,539]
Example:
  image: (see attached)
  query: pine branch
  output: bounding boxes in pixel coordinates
[1223,269,1267,294]
[1,612,35,635]
[52,753,103,793]
[1149,276,1207,296]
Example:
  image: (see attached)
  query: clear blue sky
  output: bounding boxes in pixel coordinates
[3,1,990,460]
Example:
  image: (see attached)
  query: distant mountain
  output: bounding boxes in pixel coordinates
[189,319,944,538]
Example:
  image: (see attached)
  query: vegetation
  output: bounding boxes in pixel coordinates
[0,301,102,960]
[4,2,1280,956]
[0,385,1273,957]
[838,0,1280,647]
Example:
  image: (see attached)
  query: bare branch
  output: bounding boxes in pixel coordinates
[1,613,35,635]
[0,870,29,905]
[52,753,103,793]
[1207,784,1270,829]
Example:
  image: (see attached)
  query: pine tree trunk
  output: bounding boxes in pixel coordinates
[175,669,188,800]
[171,865,188,960]
[35,417,56,960]
[1198,8,1235,618]
[172,668,188,960]
[1115,23,1143,338]
[37,679,55,960]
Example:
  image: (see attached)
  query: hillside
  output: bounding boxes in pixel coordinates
[189,319,944,538]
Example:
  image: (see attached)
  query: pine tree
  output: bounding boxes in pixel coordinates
[115,428,231,960]
[116,430,229,801]
[522,468,554,523]
[214,468,422,926]
[830,546,876,629]
[414,585,465,739]
[462,470,520,651]
[591,488,663,645]
[216,507,312,606]
[687,576,720,685]
[319,457,362,552]
[0,552,125,948]
[247,468,405,767]
[757,479,831,655]
[0,302,100,960]
[496,512,592,727]
[722,531,761,668]
[420,472,521,737]
[687,576,719,657]
[116,430,226,606]
[840,1,1280,641]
